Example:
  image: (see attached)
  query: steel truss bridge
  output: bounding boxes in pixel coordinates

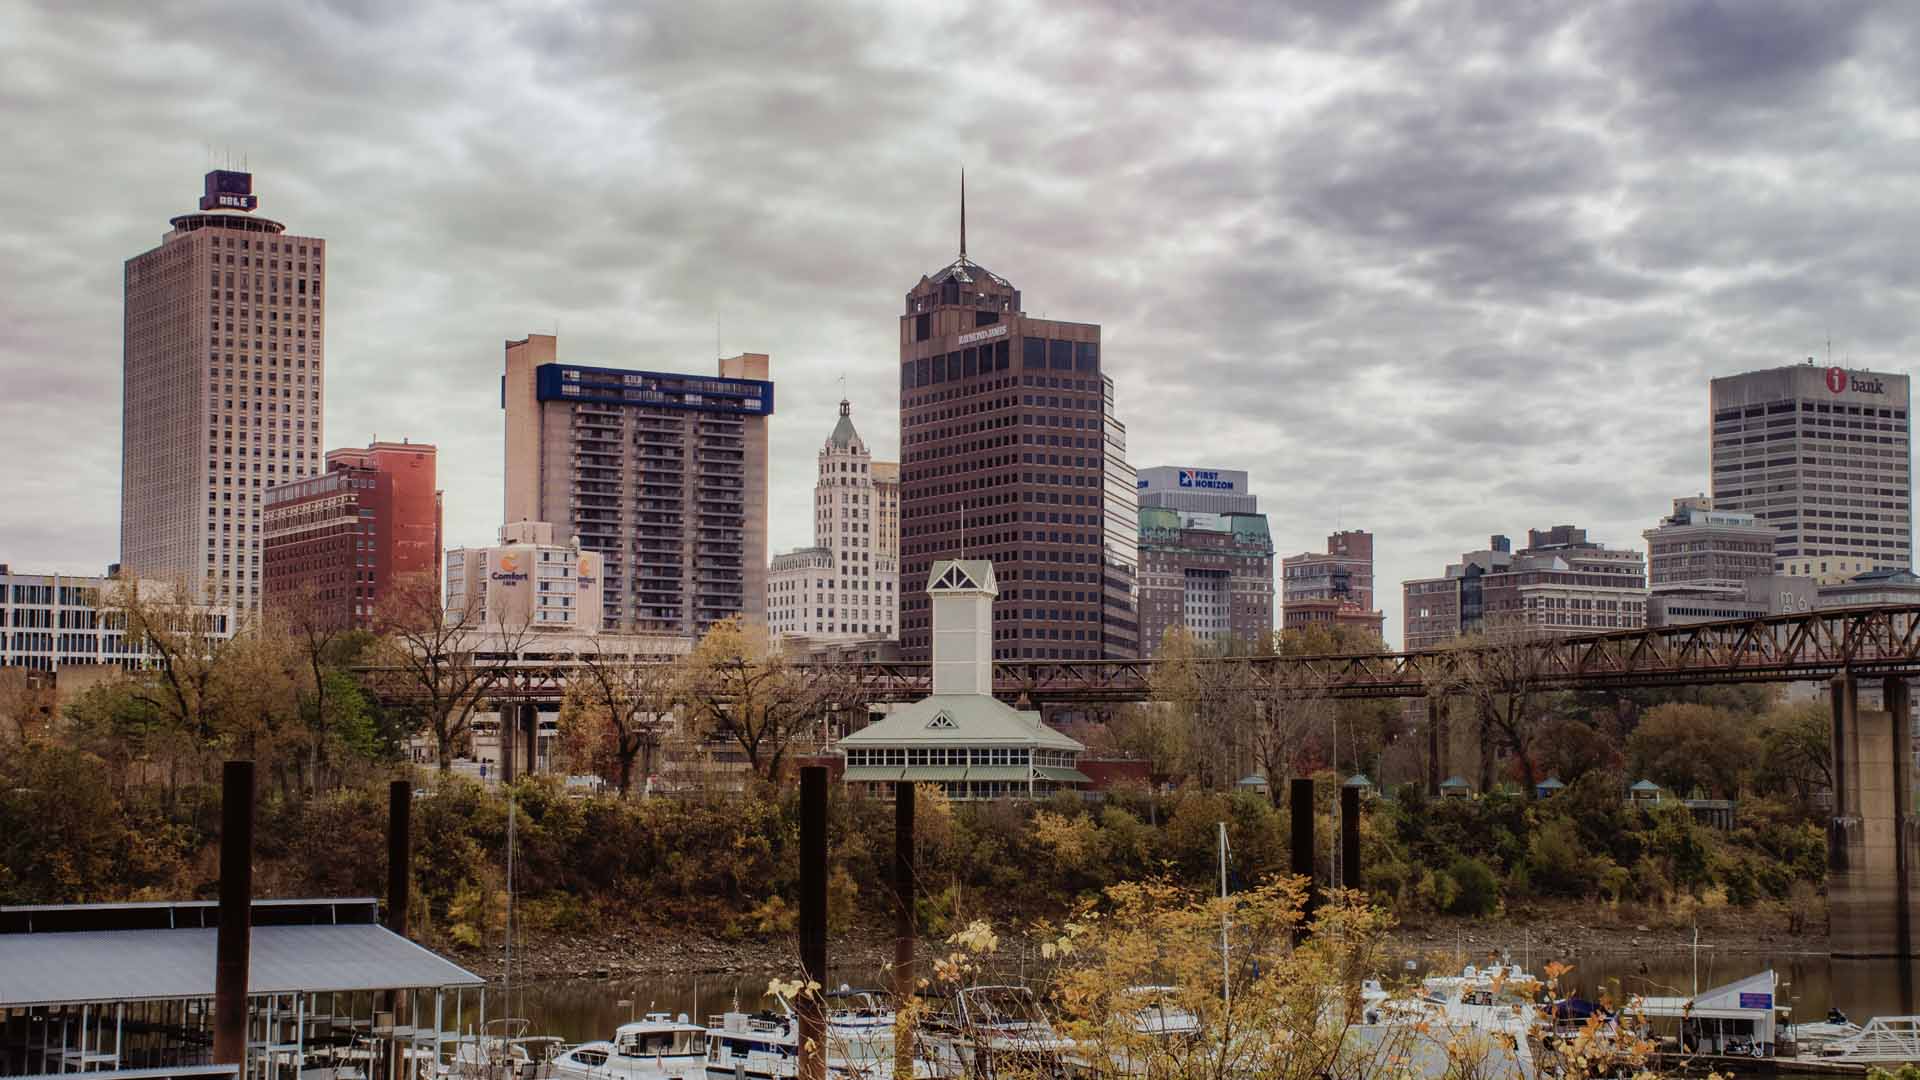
[412,604,1920,709]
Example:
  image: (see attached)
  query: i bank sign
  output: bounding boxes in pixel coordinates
[1179,469,1236,491]
[1827,366,1886,395]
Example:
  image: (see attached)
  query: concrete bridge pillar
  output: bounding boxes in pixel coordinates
[1425,695,1448,798]
[1830,673,1918,958]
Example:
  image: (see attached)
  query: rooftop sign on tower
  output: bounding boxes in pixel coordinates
[199,170,257,212]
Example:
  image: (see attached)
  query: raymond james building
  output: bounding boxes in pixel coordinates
[1710,362,1912,583]
[895,192,1133,662]
[503,334,772,635]
[121,170,326,612]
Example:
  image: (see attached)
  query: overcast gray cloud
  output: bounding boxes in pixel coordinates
[3,0,1918,647]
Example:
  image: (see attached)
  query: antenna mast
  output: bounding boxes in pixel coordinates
[960,169,967,259]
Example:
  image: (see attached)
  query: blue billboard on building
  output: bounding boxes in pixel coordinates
[534,363,774,416]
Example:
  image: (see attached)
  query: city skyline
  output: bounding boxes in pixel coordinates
[6,2,1920,648]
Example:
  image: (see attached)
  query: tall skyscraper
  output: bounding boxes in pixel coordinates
[262,440,442,629]
[1710,362,1912,582]
[1134,466,1275,655]
[898,190,1117,660]
[502,334,771,635]
[766,399,899,640]
[122,170,326,611]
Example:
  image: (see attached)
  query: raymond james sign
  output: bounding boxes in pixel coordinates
[956,325,1008,346]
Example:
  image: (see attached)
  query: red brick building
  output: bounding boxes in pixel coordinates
[263,440,441,629]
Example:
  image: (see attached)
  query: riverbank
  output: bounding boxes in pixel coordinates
[444,899,1827,983]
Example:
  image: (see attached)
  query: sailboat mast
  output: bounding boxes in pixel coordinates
[506,786,516,1014]
[1219,821,1229,1010]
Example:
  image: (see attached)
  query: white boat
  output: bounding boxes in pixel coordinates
[920,985,1074,1080]
[553,1013,707,1080]
[1346,965,1545,1080]
[702,991,935,1080]
[447,1019,566,1080]
[1793,1010,1864,1053]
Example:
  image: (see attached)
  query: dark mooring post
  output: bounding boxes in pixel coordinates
[1340,784,1362,891]
[214,760,256,1067]
[893,782,917,1080]
[387,779,413,935]
[798,766,829,1080]
[1290,777,1317,933]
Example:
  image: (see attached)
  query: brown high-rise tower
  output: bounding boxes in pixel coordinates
[122,170,326,611]
[898,184,1116,660]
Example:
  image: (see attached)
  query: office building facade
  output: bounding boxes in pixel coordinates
[897,225,1117,661]
[1135,512,1275,656]
[767,399,899,640]
[1134,467,1275,655]
[1643,496,1779,594]
[444,521,604,633]
[1403,528,1648,646]
[1710,363,1912,582]
[1099,375,1140,658]
[1281,529,1383,637]
[0,567,233,673]
[121,170,326,613]
[262,440,442,629]
[503,334,771,635]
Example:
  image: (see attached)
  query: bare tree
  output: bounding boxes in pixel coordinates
[272,578,353,792]
[1431,614,1552,792]
[372,571,530,772]
[1149,626,1259,789]
[675,616,828,783]
[560,640,681,796]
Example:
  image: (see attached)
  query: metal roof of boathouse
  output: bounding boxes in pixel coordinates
[0,898,482,1007]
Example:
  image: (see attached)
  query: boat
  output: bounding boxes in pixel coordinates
[447,1019,566,1080]
[1793,1009,1865,1054]
[919,985,1074,1079]
[1345,964,1547,1080]
[552,1013,707,1080]
[702,990,936,1080]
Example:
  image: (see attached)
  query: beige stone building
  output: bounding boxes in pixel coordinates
[502,334,770,635]
[121,170,325,611]
[767,399,899,640]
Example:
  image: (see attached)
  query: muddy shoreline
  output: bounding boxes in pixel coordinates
[445,902,1827,984]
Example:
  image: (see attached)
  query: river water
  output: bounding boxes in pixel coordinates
[503,949,1919,1044]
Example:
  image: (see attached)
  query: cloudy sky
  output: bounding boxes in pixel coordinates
[4,0,1918,647]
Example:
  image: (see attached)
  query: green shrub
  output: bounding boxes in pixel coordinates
[1444,856,1500,916]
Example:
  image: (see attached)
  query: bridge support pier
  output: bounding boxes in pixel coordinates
[1425,696,1448,798]
[1830,673,1919,958]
